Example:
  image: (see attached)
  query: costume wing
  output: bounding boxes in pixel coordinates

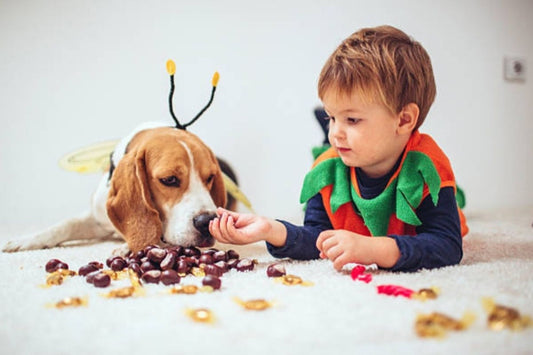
[58,140,118,174]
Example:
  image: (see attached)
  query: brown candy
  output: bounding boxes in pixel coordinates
[110,258,127,271]
[147,248,167,263]
[78,264,100,277]
[226,249,239,260]
[45,259,69,273]
[266,263,286,277]
[212,250,227,262]
[160,252,177,270]
[160,270,180,285]
[236,258,255,272]
[176,259,190,275]
[93,272,112,288]
[45,259,61,273]
[141,270,161,284]
[203,264,224,277]
[198,254,214,265]
[202,275,221,290]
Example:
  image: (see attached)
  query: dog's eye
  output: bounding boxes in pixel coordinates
[206,174,215,184]
[159,176,181,187]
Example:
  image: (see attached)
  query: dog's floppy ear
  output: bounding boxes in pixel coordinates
[210,157,227,209]
[106,148,162,252]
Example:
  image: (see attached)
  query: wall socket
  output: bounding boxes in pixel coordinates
[504,56,526,82]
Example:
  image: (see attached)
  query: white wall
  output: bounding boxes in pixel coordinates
[1,0,532,229]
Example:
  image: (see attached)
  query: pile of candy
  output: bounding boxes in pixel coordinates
[42,246,311,322]
[44,245,257,293]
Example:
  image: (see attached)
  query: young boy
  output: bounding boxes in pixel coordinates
[209,25,468,272]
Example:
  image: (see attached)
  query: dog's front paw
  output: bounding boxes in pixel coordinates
[2,237,49,253]
[111,243,131,257]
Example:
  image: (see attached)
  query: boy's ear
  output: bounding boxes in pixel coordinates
[397,103,419,134]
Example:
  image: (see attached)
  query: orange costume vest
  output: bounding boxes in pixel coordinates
[300,131,468,237]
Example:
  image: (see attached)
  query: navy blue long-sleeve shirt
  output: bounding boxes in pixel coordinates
[266,165,463,272]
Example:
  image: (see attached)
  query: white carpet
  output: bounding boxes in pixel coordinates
[1,207,532,355]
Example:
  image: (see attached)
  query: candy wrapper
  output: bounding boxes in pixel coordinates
[233,297,276,311]
[47,296,88,309]
[167,284,214,295]
[185,308,215,323]
[41,269,77,288]
[350,265,373,283]
[274,274,314,287]
[415,311,475,338]
[482,298,532,331]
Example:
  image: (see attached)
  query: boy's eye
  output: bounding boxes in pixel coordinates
[347,117,361,124]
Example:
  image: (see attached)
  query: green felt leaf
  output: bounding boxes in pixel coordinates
[300,157,350,212]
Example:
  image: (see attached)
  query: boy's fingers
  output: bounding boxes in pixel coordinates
[324,244,342,261]
[209,218,228,243]
[332,253,348,271]
[316,230,335,250]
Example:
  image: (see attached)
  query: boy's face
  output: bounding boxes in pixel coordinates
[322,89,407,178]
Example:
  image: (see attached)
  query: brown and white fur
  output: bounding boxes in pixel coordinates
[3,122,228,255]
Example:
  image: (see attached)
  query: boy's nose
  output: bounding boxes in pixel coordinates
[328,123,344,141]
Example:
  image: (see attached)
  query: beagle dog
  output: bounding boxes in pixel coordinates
[3,122,229,255]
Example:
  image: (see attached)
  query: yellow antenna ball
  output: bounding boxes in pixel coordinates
[166,60,176,75]
[212,71,220,87]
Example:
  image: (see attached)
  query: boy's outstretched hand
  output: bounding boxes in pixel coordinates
[209,208,287,247]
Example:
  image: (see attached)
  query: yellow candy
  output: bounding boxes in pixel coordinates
[412,287,439,301]
[104,287,136,299]
[46,273,64,286]
[185,308,215,323]
[415,312,475,338]
[483,298,532,331]
[42,269,77,287]
[275,274,314,287]
[191,267,206,277]
[233,297,274,311]
[50,297,88,309]
[169,285,199,295]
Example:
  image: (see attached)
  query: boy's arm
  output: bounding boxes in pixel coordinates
[266,193,332,260]
[386,186,463,272]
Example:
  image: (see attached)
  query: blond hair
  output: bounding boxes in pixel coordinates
[318,25,436,129]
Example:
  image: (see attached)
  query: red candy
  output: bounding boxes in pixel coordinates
[376,284,415,298]
[350,265,372,283]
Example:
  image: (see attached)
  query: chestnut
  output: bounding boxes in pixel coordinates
[236,258,254,272]
[202,275,221,290]
[93,272,111,288]
[147,248,167,263]
[78,264,99,276]
[141,270,161,284]
[160,270,181,285]
[266,263,286,277]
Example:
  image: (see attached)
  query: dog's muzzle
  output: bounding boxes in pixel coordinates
[193,212,217,247]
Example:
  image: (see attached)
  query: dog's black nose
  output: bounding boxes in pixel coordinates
[193,212,217,237]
